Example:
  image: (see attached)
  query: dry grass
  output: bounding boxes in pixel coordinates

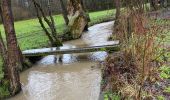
[102,6,168,99]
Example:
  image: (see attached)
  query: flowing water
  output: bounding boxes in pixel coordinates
[8,21,114,100]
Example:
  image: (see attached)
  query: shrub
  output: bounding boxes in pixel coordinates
[102,6,167,99]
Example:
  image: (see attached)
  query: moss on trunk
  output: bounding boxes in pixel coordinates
[67,0,89,39]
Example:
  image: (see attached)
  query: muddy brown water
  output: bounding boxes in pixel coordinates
[8,21,114,100]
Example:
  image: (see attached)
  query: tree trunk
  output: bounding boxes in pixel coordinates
[47,0,63,47]
[168,0,170,6]
[113,0,121,34]
[1,0,21,95]
[150,0,159,10]
[59,0,69,25]
[32,0,63,47]
[67,0,89,39]
[81,0,90,31]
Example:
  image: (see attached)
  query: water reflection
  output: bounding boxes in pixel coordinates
[38,51,108,65]
[20,65,101,100]
[8,21,114,100]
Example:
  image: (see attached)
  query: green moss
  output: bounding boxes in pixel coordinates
[0,57,4,80]
[0,79,10,98]
[104,92,121,100]
[0,56,9,99]
[100,48,107,51]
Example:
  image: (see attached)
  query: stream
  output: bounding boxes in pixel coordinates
[8,21,114,100]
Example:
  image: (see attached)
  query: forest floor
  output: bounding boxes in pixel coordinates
[162,9,170,99]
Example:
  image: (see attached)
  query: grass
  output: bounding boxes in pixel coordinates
[164,87,170,93]
[0,9,115,50]
[0,9,116,92]
[160,65,170,79]
[104,92,121,100]
[157,95,165,100]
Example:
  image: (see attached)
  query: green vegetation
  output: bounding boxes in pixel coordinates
[104,92,121,100]
[0,9,115,50]
[0,80,10,98]
[155,19,170,45]
[102,7,170,98]
[160,65,170,79]
[164,87,170,93]
[157,95,165,100]
[0,9,115,98]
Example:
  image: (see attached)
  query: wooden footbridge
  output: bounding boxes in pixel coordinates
[22,41,119,57]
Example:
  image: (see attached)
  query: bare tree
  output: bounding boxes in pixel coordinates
[31,0,62,47]
[0,0,23,95]
[113,0,121,34]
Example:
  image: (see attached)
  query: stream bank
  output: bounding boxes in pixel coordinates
[8,21,115,100]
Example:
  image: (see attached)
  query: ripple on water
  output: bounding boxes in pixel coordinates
[8,21,114,100]
[20,62,102,100]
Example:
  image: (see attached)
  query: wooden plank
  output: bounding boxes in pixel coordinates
[23,41,119,57]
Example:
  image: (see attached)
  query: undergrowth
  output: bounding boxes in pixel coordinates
[0,56,10,99]
[102,5,169,100]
